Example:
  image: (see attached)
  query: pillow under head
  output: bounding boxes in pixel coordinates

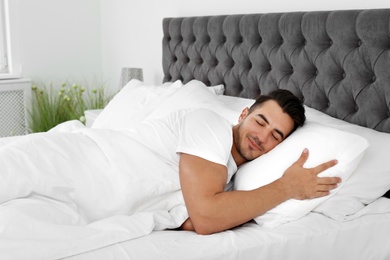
[234,121,369,228]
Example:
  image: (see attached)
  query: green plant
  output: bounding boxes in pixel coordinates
[28,81,113,133]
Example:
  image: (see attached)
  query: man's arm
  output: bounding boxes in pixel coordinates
[179,148,339,235]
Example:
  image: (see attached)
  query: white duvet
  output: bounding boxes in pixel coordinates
[0,122,188,260]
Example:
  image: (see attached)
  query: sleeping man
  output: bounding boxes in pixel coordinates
[176,89,340,234]
[0,89,340,238]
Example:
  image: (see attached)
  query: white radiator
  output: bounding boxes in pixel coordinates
[0,79,31,137]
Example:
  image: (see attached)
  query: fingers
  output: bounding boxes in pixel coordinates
[312,159,338,176]
[312,161,342,198]
[314,190,331,197]
[316,183,339,192]
[288,149,342,200]
[295,148,309,166]
[296,148,338,175]
[314,176,342,198]
[317,176,342,186]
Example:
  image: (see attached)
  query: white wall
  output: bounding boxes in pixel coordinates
[100,0,390,88]
[13,0,390,91]
[17,0,102,86]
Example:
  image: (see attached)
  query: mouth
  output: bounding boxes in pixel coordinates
[248,137,263,152]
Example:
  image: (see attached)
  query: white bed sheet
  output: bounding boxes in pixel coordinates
[66,197,390,260]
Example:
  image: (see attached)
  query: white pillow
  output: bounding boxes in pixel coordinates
[92,80,183,130]
[146,80,237,124]
[304,106,390,220]
[92,80,226,130]
[207,84,225,95]
[234,121,369,228]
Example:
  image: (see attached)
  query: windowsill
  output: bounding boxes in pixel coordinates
[0,73,21,80]
[0,78,29,84]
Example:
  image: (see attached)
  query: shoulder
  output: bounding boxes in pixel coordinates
[180,108,233,143]
[184,108,230,123]
[181,109,232,132]
[177,109,233,165]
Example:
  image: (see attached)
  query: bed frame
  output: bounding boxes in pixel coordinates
[162,9,390,134]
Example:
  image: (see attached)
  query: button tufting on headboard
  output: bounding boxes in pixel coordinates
[162,9,390,133]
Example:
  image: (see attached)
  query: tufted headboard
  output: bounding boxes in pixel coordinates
[162,9,390,133]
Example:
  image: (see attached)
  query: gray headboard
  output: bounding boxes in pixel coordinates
[162,9,390,133]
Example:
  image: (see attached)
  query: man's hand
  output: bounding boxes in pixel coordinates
[280,148,341,200]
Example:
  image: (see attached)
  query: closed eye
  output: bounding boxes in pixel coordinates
[256,114,285,140]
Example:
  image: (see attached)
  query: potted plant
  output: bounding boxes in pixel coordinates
[28,81,113,133]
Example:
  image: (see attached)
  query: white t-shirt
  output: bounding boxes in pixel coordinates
[131,108,237,185]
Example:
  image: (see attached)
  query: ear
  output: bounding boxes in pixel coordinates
[238,107,250,123]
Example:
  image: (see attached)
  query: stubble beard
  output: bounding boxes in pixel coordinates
[233,124,258,162]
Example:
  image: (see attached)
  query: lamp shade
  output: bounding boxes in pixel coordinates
[120,67,143,87]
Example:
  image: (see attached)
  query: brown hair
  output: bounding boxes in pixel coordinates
[250,89,306,134]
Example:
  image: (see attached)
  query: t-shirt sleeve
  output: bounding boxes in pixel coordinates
[176,109,233,166]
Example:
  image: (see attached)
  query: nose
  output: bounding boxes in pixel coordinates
[256,128,272,145]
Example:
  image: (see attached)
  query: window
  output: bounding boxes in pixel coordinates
[0,0,21,79]
[0,0,8,73]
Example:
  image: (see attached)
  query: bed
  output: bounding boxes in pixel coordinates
[1,8,390,260]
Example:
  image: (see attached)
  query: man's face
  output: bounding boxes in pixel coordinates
[233,100,295,162]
